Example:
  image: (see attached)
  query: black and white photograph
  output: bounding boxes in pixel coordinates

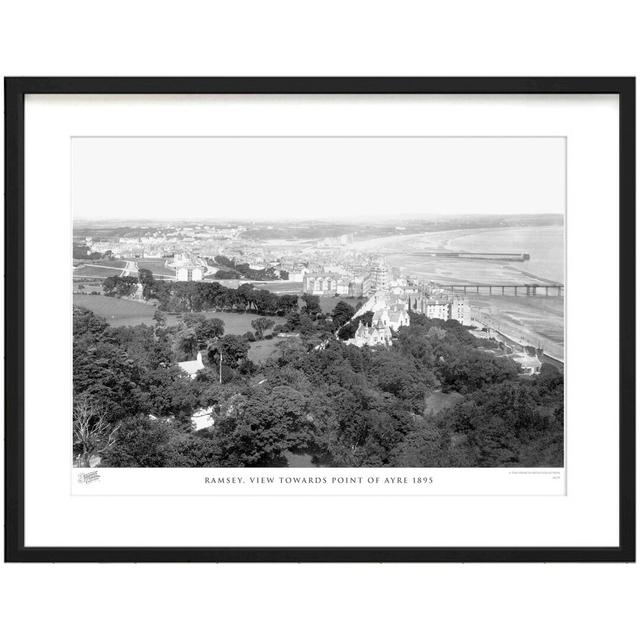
[72,136,565,471]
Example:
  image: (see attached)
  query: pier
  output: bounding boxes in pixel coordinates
[404,251,531,262]
[436,282,564,296]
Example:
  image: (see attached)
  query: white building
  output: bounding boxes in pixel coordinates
[450,298,472,324]
[408,293,470,324]
[303,274,339,295]
[169,252,205,281]
[287,267,308,282]
[511,351,542,375]
[335,278,350,295]
[424,300,450,320]
[346,292,410,348]
[191,406,215,430]
[385,308,410,331]
[178,351,205,378]
[370,260,390,294]
[176,265,203,281]
[346,319,392,348]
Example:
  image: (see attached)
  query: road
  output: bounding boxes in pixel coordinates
[121,260,138,277]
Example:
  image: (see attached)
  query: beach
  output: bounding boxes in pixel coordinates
[353,225,565,358]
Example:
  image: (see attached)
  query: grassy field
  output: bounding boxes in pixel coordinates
[73,294,155,325]
[137,259,175,277]
[73,264,124,278]
[253,281,304,295]
[73,280,104,294]
[202,278,304,296]
[89,259,128,268]
[317,295,364,315]
[248,339,284,364]
[73,294,260,334]
[201,312,256,335]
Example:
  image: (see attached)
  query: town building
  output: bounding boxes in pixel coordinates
[303,273,351,295]
[303,274,337,295]
[176,265,204,281]
[178,351,205,378]
[170,252,205,282]
[335,278,350,295]
[409,295,450,320]
[348,276,369,298]
[511,351,543,375]
[346,319,392,348]
[385,307,411,331]
[191,406,215,430]
[450,297,472,324]
[408,293,471,324]
[370,260,390,294]
[346,291,410,348]
[287,267,308,283]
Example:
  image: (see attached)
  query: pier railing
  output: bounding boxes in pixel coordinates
[435,283,564,296]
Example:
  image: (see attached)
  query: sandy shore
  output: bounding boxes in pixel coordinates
[467,294,564,360]
[349,227,486,253]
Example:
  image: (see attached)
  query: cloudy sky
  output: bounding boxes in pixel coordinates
[72,137,566,222]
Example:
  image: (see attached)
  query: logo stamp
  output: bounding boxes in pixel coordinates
[77,470,101,484]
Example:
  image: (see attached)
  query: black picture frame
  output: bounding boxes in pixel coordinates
[4,77,635,563]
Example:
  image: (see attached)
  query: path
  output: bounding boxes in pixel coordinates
[121,260,138,277]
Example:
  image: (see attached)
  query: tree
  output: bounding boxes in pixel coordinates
[331,300,355,329]
[175,327,198,361]
[141,278,299,316]
[73,394,119,467]
[179,313,225,348]
[73,308,147,422]
[207,335,249,372]
[101,416,172,468]
[73,280,564,470]
[195,318,225,345]
[251,316,275,339]
[301,293,321,317]
[102,275,118,296]
[163,435,224,467]
[277,338,307,365]
[216,386,311,466]
[138,268,154,286]
[427,326,447,341]
[337,310,374,340]
[139,268,155,298]
[153,309,167,327]
[359,311,374,327]
[278,294,298,316]
[298,314,315,337]
[219,335,249,366]
[391,420,449,467]
[102,275,139,298]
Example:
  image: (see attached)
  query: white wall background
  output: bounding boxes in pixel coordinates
[1,1,638,639]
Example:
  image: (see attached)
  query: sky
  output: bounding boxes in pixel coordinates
[72,137,566,223]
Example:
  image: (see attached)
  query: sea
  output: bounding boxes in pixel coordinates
[354,224,566,360]
[370,225,565,285]
[443,225,564,284]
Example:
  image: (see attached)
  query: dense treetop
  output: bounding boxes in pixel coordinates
[73,273,563,468]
